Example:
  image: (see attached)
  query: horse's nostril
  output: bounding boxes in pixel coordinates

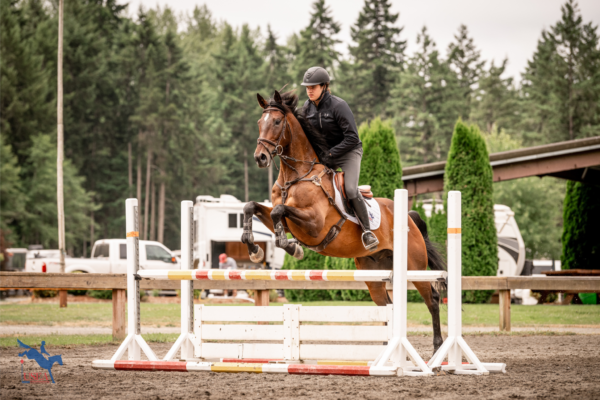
[260,154,267,162]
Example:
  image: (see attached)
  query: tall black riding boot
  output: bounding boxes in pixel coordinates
[349,198,379,251]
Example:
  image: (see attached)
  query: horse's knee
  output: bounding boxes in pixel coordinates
[243,201,256,215]
[271,204,285,221]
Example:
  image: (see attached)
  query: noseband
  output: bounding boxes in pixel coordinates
[256,107,289,167]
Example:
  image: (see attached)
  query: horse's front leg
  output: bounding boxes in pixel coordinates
[241,202,274,262]
[269,204,324,261]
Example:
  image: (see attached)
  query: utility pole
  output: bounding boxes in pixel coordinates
[57,0,67,308]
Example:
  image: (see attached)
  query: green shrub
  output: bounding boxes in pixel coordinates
[444,120,497,303]
[33,290,57,298]
[561,181,600,270]
[87,290,112,300]
[325,257,372,301]
[358,118,402,199]
[428,198,447,257]
[282,250,330,302]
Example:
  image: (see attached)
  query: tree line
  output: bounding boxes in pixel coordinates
[1,0,599,254]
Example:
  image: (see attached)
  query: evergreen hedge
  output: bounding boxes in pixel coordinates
[561,181,600,270]
[358,118,402,198]
[444,121,497,303]
[282,249,330,302]
[283,118,406,302]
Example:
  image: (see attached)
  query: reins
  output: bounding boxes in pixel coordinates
[256,103,348,252]
[257,107,330,205]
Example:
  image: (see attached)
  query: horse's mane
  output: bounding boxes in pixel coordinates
[266,90,334,167]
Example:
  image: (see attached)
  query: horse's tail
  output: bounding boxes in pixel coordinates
[408,211,447,294]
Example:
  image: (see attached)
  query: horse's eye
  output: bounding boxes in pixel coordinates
[275,119,281,125]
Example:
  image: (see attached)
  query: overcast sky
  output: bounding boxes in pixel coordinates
[126,0,600,80]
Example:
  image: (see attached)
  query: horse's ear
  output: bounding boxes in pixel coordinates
[257,93,268,109]
[274,90,282,104]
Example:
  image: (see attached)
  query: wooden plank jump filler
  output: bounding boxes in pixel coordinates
[92,190,506,376]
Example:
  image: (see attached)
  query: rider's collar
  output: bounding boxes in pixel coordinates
[312,90,330,108]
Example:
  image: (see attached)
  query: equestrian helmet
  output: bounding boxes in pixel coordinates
[301,66,330,86]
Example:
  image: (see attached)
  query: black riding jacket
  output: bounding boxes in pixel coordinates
[303,92,362,160]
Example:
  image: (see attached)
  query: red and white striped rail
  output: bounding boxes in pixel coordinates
[91,360,398,376]
[137,268,446,282]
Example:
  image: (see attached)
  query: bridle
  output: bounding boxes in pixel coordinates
[254,102,347,252]
[256,105,335,206]
[256,107,288,168]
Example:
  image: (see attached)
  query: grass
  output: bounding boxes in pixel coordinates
[2,302,599,328]
[0,333,180,348]
[1,302,598,348]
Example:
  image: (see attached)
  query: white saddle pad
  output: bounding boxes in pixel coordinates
[333,181,382,230]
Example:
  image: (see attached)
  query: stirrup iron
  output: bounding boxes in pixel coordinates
[361,230,379,250]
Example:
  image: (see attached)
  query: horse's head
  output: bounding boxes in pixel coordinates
[254,90,291,169]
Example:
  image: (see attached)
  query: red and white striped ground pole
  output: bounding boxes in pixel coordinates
[164,201,195,361]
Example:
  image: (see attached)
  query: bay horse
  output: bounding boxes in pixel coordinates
[241,90,446,353]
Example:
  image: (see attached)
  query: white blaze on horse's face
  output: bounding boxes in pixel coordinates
[263,113,270,123]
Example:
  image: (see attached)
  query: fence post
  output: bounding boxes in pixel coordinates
[499,289,511,332]
[112,289,126,341]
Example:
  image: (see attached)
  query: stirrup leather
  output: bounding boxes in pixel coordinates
[361,230,379,250]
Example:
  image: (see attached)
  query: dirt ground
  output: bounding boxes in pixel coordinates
[2,335,600,399]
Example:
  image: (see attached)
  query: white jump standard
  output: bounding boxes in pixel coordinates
[92,190,506,376]
[107,199,158,363]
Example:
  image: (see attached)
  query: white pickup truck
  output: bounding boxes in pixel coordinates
[25,239,180,274]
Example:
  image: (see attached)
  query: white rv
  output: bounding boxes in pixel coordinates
[193,195,286,270]
[421,202,526,277]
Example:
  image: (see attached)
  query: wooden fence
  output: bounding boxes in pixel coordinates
[1,272,599,339]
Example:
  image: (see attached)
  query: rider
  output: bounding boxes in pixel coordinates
[301,66,379,250]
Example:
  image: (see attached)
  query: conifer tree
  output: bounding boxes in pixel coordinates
[263,25,292,90]
[521,0,600,143]
[344,0,406,122]
[470,59,519,134]
[0,137,27,244]
[447,25,484,119]
[295,0,341,82]
[0,0,54,165]
[444,121,497,303]
[358,118,402,199]
[21,135,98,250]
[391,27,461,165]
[561,181,600,270]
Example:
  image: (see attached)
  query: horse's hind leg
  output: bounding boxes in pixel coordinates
[242,202,275,262]
[414,282,443,355]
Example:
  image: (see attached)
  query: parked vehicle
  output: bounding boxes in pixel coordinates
[25,239,180,274]
[194,194,286,270]
[3,248,27,271]
[422,202,526,276]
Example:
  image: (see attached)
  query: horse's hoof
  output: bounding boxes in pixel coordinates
[293,244,304,260]
[250,247,264,263]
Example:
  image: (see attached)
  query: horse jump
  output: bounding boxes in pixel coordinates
[92,190,506,376]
